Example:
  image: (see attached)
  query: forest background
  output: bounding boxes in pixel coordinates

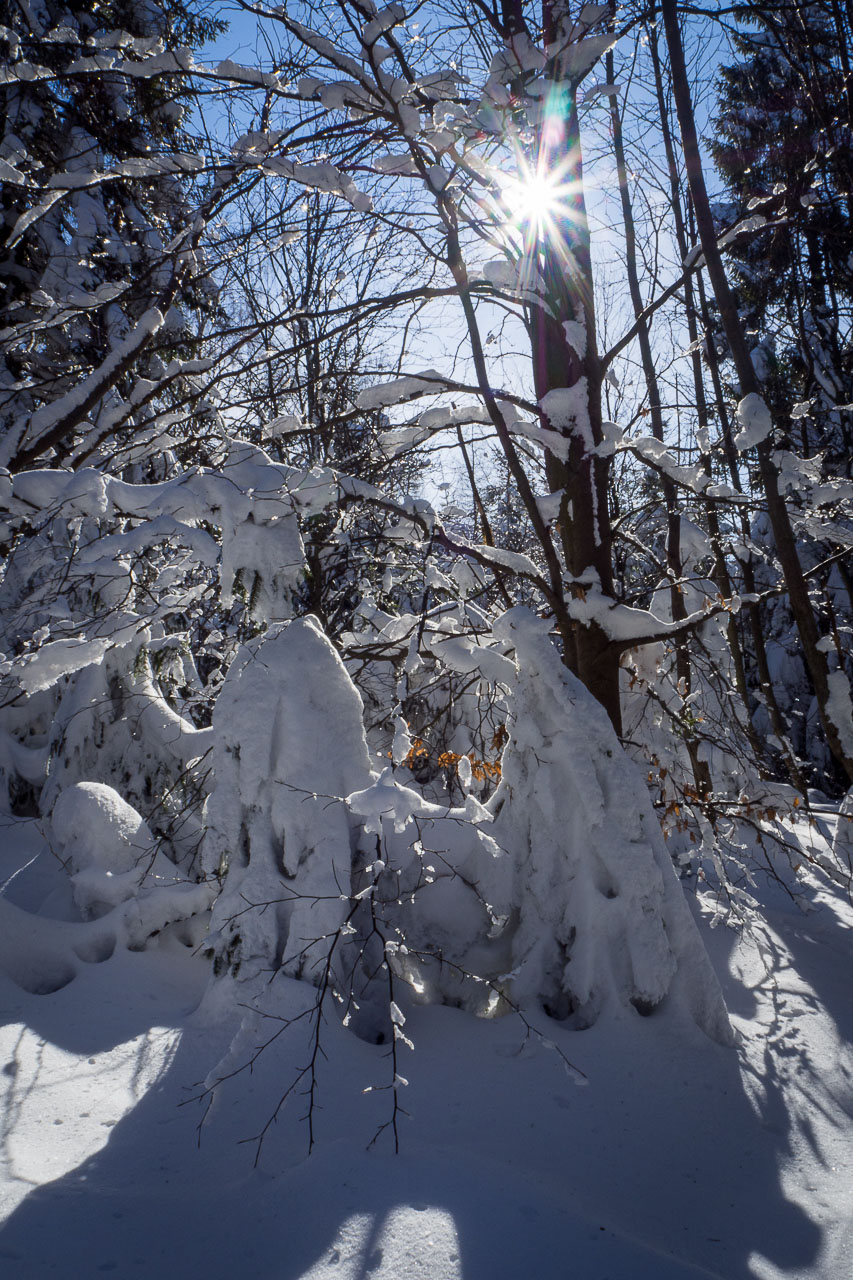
[0,4,852,1271]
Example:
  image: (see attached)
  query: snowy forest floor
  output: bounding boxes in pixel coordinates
[0,810,852,1280]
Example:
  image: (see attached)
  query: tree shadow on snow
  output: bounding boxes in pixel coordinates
[0,945,830,1280]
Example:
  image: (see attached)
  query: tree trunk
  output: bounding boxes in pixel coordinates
[607,44,710,795]
[521,1,622,733]
[647,15,779,781]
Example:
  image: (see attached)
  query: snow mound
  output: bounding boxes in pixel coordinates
[734,392,773,450]
[51,781,189,920]
[52,781,156,876]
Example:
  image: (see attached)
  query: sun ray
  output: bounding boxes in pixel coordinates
[497,146,585,255]
[501,168,563,235]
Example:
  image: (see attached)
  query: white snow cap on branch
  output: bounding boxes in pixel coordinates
[356,370,452,411]
[631,436,712,494]
[826,671,853,760]
[734,393,773,450]
[558,34,616,82]
[580,81,622,103]
[15,637,113,694]
[262,156,372,212]
[363,3,407,44]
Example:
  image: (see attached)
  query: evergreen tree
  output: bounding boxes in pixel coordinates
[0,0,223,474]
[711,0,853,471]
[702,0,853,786]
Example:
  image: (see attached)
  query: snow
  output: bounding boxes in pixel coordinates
[833,790,853,865]
[220,511,305,623]
[14,636,113,694]
[735,393,774,451]
[631,435,712,493]
[262,156,372,212]
[488,34,546,84]
[558,34,616,81]
[356,370,452,411]
[489,608,731,1040]
[51,782,156,878]
[562,318,587,354]
[363,4,406,45]
[717,213,767,248]
[481,257,522,291]
[373,152,420,176]
[580,81,622,103]
[825,669,853,759]
[2,804,853,1278]
[566,583,732,646]
[539,382,592,451]
[215,59,285,88]
[535,491,563,524]
[467,544,541,579]
[418,404,492,431]
[203,618,373,986]
[286,20,365,81]
[679,517,712,569]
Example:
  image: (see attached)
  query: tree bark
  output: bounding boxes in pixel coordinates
[519,1,623,732]
[607,43,710,795]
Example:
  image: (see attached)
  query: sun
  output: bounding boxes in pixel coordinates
[500,168,562,235]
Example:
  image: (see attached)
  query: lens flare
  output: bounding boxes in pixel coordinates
[500,169,563,234]
[497,152,585,254]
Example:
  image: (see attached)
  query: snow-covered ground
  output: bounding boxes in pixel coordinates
[1,810,852,1279]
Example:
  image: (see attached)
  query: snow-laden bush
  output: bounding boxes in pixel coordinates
[202,609,733,1073]
[488,609,732,1041]
[0,439,334,819]
[44,780,214,952]
[203,616,374,988]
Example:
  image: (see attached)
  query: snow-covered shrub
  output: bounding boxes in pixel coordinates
[487,609,732,1040]
[201,607,733,1090]
[0,438,335,820]
[203,616,373,986]
[50,780,212,939]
